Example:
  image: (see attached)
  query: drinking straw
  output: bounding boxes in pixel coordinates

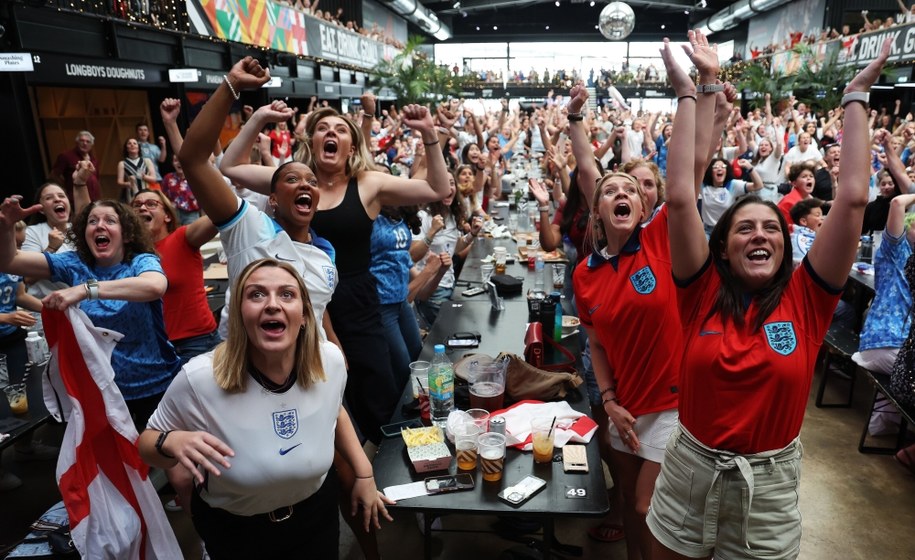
[547,416,557,439]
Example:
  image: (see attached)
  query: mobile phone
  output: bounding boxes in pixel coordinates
[425,473,475,495]
[380,419,423,438]
[462,287,486,297]
[498,475,547,506]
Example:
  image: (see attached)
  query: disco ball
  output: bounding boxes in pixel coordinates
[599,2,635,41]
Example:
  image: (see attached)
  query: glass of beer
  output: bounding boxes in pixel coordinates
[469,357,507,412]
[478,432,506,482]
[531,417,556,464]
[4,383,28,416]
[454,423,483,471]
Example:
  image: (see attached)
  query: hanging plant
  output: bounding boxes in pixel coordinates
[369,36,472,105]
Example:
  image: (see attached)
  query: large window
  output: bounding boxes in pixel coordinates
[435,40,700,83]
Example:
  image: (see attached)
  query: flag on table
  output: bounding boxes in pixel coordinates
[42,307,182,559]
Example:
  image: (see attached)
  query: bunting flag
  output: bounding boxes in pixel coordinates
[42,307,182,559]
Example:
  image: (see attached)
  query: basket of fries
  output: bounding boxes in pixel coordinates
[402,426,452,473]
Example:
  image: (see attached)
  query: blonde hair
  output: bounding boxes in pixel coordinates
[294,107,374,178]
[212,259,325,393]
[584,172,646,254]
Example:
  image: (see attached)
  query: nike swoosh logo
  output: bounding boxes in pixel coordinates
[699,330,722,337]
[588,305,601,315]
[274,253,296,262]
[279,443,302,455]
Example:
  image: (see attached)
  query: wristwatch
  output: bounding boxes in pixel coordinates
[696,84,725,93]
[85,278,100,301]
[841,91,869,108]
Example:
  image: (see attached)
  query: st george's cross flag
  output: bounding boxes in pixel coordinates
[41,307,182,559]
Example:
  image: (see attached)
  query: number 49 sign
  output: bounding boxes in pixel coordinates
[564,486,587,499]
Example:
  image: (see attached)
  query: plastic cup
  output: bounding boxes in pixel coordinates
[481,263,495,286]
[465,408,491,432]
[4,383,28,416]
[409,361,432,424]
[0,354,8,388]
[478,432,506,482]
[552,263,566,290]
[531,417,555,464]
[454,423,483,471]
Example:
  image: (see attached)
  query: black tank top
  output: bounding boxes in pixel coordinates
[312,177,373,275]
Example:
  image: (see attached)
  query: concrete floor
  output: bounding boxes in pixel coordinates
[2,367,914,559]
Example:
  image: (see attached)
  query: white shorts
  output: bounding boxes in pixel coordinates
[609,408,678,463]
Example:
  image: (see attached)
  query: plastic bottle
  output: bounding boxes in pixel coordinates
[534,251,545,291]
[25,331,49,365]
[428,344,454,429]
[551,291,563,341]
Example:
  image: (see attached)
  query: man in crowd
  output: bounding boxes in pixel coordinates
[51,130,101,202]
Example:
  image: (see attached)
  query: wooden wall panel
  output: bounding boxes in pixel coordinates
[34,87,154,200]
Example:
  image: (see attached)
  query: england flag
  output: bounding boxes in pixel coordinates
[42,307,182,559]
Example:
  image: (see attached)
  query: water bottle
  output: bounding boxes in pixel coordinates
[428,344,454,429]
[859,235,873,263]
[551,291,563,341]
[534,251,545,291]
[25,331,49,365]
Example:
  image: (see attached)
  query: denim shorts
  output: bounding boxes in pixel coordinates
[647,424,803,560]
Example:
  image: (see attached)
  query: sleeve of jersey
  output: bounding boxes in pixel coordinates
[795,257,844,343]
[146,366,207,432]
[45,251,82,284]
[673,256,716,329]
[130,252,166,276]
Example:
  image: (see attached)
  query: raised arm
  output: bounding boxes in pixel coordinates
[662,37,705,280]
[691,30,722,191]
[566,84,602,201]
[160,98,185,155]
[72,160,95,217]
[371,104,452,207]
[0,197,50,279]
[180,57,273,223]
[219,101,295,196]
[807,39,891,287]
[360,93,376,142]
[879,128,912,191]
[529,179,562,251]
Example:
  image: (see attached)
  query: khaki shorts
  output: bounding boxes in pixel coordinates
[646,424,803,560]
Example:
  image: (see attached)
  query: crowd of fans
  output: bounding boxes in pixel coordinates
[2,19,915,560]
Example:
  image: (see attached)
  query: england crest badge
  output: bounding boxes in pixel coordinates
[763,321,797,356]
[273,409,299,439]
[629,266,657,295]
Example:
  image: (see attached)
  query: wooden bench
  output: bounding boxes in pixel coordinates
[815,324,860,408]
[858,370,915,454]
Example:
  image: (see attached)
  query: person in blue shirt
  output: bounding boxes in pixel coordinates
[369,206,424,390]
[0,168,180,431]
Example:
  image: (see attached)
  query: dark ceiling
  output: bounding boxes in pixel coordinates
[419,0,736,43]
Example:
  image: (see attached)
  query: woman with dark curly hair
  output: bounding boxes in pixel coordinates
[0,163,179,429]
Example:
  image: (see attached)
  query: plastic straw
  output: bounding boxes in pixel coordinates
[547,415,557,439]
[417,378,427,395]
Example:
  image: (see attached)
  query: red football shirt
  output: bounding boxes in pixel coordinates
[574,205,681,417]
[676,257,841,453]
[155,226,217,341]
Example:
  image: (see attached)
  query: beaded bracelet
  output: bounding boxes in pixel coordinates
[224,75,240,100]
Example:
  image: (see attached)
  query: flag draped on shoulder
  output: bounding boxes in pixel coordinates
[42,307,182,560]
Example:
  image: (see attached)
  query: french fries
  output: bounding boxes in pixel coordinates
[402,426,444,447]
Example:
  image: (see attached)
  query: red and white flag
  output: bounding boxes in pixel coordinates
[42,307,182,559]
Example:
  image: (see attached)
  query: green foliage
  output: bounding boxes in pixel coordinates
[731,59,794,109]
[792,46,857,112]
[369,36,471,105]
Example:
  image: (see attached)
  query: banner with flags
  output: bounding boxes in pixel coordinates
[42,307,182,559]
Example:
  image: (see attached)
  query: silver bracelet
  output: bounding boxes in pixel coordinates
[223,75,241,101]
[841,91,869,108]
[538,205,551,213]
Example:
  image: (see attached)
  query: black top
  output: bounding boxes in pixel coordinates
[311,177,374,275]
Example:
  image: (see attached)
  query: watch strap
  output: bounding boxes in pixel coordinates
[841,91,869,108]
[86,278,100,301]
[696,84,725,93]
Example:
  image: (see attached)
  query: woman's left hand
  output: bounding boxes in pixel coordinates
[42,285,87,311]
[401,104,435,135]
[351,479,395,532]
